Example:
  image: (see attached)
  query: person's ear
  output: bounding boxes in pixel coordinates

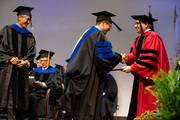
[145,22,149,28]
[18,15,22,21]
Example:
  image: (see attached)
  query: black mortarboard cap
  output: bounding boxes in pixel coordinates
[92,11,122,31]
[13,6,34,18]
[92,11,115,23]
[131,15,158,23]
[55,64,64,74]
[39,49,55,58]
[36,55,41,60]
[55,64,64,69]
[65,58,70,63]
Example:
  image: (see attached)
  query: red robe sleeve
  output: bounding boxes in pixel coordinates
[126,31,169,78]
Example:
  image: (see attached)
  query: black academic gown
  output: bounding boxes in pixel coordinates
[29,66,63,119]
[99,74,118,120]
[0,24,36,110]
[64,26,121,120]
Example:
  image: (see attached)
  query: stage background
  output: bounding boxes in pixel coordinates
[0,0,180,117]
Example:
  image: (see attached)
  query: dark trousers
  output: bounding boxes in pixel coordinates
[7,80,24,120]
[29,93,46,120]
[7,108,24,120]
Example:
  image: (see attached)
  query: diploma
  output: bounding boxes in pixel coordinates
[112,68,123,71]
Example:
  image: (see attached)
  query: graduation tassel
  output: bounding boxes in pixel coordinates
[30,21,33,29]
[149,5,151,15]
[47,51,50,68]
[112,21,122,31]
[174,5,177,30]
[149,5,154,31]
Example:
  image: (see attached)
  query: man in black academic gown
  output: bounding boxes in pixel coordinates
[0,6,36,120]
[29,49,63,120]
[63,11,122,120]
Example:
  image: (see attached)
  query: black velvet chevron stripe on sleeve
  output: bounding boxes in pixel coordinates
[136,60,158,71]
[139,56,158,64]
[140,49,159,57]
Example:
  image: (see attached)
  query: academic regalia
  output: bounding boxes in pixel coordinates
[55,64,64,75]
[126,30,170,119]
[0,23,36,111]
[99,74,118,120]
[29,66,63,119]
[63,11,122,120]
[29,49,63,119]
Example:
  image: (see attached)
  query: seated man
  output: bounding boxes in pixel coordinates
[100,73,118,120]
[29,49,63,120]
[55,64,64,75]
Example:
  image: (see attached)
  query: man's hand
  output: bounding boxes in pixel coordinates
[121,66,133,73]
[17,60,27,68]
[121,53,128,64]
[62,83,64,89]
[10,57,19,65]
[33,81,43,87]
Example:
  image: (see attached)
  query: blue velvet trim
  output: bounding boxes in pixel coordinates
[104,74,112,79]
[12,24,31,33]
[96,47,112,53]
[97,51,115,59]
[98,80,105,120]
[34,67,58,73]
[62,72,65,85]
[68,26,100,64]
[96,41,112,47]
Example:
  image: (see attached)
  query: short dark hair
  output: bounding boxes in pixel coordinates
[148,24,153,30]
[96,21,103,25]
[141,21,153,30]
[96,20,110,25]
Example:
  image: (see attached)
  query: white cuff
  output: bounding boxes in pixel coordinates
[42,82,47,88]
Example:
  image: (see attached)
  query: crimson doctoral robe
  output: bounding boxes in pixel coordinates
[126,30,169,119]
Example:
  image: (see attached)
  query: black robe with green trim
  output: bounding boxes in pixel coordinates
[63,26,121,120]
[0,24,36,110]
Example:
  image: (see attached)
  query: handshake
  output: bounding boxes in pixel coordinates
[118,53,134,73]
[10,57,29,68]
[121,53,128,64]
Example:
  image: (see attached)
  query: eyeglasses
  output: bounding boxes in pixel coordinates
[105,21,112,28]
[21,15,31,22]
[40,60,48,62]
[134,22,140,25]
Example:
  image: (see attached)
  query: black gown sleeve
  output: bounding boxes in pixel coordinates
[95,32,122,76]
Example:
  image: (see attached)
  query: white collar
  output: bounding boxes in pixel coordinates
[144,28,150,33]
[42,67,47,70]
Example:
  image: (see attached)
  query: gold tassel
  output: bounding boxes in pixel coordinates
[149,5,151,14]
[47,51,50,67]
[30,21,33,29]
[174,5,178,29]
